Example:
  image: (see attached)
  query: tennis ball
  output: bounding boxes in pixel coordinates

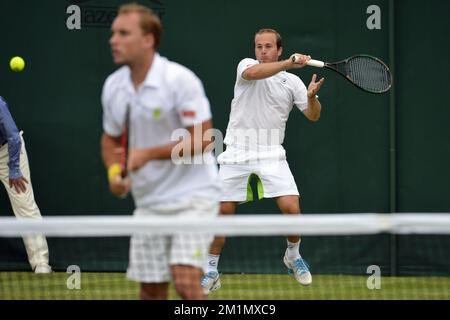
[9,56,25,72]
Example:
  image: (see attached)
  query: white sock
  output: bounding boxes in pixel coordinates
[286,240,301,260]
[206,254,220,273]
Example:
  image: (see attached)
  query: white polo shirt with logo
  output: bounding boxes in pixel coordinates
[221,58,309,163]
[217,57,309,201]
[102,53,220,208]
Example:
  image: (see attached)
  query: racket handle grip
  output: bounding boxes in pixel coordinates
[306,59,325,68]
[292,55,325,68]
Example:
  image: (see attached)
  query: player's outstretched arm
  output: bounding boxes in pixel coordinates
[243,54,311,80]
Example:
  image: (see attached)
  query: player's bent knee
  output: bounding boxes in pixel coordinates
[220,202,237,215]
[277,196,300,214]
[282,205,300,214]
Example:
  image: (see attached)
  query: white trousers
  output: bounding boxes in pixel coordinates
[0,133,49,270]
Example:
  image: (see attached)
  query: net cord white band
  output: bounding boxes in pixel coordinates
[0,214,449,237]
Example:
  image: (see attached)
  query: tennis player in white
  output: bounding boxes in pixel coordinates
[201,28,324,293]
[101,3,219,300]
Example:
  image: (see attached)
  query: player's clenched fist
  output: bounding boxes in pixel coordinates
[290,53,311,68]
[108,163,130,198]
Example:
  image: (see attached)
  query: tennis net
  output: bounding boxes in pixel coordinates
[0,214,449,300]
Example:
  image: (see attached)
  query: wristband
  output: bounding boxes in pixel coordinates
[108,163,122,182]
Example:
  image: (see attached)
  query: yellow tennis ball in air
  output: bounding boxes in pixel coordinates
[9,56,25,72]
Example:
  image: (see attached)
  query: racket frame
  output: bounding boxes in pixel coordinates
[293,54,392,94]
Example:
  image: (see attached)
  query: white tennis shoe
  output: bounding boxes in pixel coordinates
[34,263,52,274]
[283,253,312,286]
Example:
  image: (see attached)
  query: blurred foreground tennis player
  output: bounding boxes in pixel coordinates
[201,28,325,293]
[101,3,219,300]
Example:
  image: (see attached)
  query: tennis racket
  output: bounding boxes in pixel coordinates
[120,104,131,178]
[293,54,392,94]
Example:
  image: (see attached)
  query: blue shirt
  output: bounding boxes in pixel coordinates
[0,96,22,179]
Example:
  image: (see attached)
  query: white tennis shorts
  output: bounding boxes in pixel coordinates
[127,196,219,283]
[217,145,300,202]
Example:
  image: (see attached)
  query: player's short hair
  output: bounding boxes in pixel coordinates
[118,2,162,48]
[255,28,282,48]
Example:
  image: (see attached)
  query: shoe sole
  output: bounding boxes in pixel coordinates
[202,278,221,294]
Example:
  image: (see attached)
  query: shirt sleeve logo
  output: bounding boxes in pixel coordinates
[182,110,196,118]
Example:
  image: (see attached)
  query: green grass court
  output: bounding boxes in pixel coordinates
[1,272,449,300]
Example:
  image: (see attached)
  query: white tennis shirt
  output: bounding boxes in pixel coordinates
[223,58,309,148]
[102,53,220,207]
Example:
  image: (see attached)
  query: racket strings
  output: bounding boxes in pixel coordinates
[347,57,391,93]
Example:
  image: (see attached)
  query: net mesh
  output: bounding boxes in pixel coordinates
[0,214,449,300]
[346,56,392,93]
